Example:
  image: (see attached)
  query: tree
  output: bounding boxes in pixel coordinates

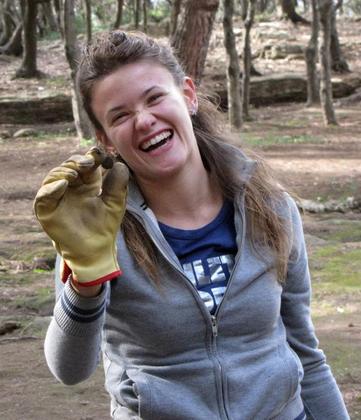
[318,0,337,125]
[170,0,182,37]
[41,1,58,32]
[242,0,256,120]
[113,0,124,29]
[171,0,220,84]
[223,0,242,128]
[279,0,310,24]
[0,0,17,46]
[83,0,92,43]
[15,0,42,78]
[305,0,320,105]
[63,0,94,138]
[0,0,23,56]
[330,0,350,73]
[143,0,148,33]
[134,0,141,29]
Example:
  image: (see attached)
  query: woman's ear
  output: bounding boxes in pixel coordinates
[95,129,115,154]
[182,77,198,115]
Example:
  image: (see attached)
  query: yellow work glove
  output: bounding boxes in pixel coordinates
[33,148,129,287]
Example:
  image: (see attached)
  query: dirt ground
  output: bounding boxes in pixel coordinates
[1,17,361,420]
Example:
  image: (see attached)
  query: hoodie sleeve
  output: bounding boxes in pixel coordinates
[44,256,107,385]
[280,196,349,420]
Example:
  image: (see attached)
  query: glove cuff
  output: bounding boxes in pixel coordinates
[72,269,122,287]
[60,259,121,286]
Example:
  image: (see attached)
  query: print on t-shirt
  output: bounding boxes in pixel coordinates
[183,255,235,314]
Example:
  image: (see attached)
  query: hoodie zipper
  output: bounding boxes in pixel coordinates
[127,202,246,420]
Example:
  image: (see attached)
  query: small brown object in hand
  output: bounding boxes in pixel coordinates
[88,146,114,169]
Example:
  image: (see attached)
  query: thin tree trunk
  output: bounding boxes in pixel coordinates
[113,0,124,29]
[0,0,16,46]
[170,0,182,37]
[305,0,320,106]
[143,0,147,33]
[83,0,92,43]
[53,0,63,37]
[242,0,256,120]
[15,0,40,78]
[63,0,94,139]
[223,0,242,128]
[0,22,23,55]
[171,0,219,85]
[330,4,350,73]
[42,1,58,32]
[279,0,310,24]
[318,0,337,125]
[134,0,141,29]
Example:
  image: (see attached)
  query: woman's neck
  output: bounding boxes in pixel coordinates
[136,165,223,230]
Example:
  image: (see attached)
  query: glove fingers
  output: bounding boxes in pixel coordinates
[101,162,129,209]
[42,167,78,186]
[34,179,69,217]
[63,154,103,189]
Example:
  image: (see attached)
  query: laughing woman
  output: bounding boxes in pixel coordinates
[34,31,349,420]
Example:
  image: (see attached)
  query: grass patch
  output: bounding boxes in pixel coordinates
[310,245,361,292]
[79,137,96,148]
[318,335,361,384]
[241,133,324,147]
[12,286,54,313]
[0,269,52,286]
[326,221,361,243]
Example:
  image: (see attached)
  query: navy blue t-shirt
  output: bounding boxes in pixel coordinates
[158,201,237,314]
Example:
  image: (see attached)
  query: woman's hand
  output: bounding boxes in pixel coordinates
[34,148,129,287]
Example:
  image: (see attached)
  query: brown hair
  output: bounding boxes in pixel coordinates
[76,31,290,282]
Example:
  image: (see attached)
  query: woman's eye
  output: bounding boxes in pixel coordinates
[112,113,128,124]
[148,93,163,104]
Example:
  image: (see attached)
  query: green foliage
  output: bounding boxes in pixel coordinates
[242,133,324,147]
[148,0,170,23]
[310,245,361,291]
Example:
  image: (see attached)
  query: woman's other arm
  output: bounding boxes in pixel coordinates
[281,196,349,419]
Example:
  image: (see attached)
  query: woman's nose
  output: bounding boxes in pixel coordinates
[134,109,156,131]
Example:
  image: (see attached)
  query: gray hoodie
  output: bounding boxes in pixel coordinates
[44,151,349,420]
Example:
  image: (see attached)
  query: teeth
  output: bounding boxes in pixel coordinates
[141,131,171,151]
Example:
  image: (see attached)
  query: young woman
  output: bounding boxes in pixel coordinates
[34,31,349,420]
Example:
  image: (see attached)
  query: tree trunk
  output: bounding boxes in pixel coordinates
[223,0,242,128]
[15,0,40,78]
[134,0,141,29]
[0,0,16,46]
[0,22,23,56]
[242,0,256,120]
[170,0,182,37]
[279,0,310,25]
[63,0,94,139]
[258,0,270,13]
[83,0,92,43]
[305,0,320,106]
[53,0,63,37]
[330,5,350,73]
[113,0,124,29]
[318,0,337,125]
[41,1,58,32]
[143,0,147,33]
[171,0,220,84]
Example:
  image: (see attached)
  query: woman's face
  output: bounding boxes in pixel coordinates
[91,60,200,183]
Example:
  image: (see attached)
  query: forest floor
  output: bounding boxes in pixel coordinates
[1,17,361,420]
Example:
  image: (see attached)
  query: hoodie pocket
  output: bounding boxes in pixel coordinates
[119,369,152,419]
[280,344,304,400]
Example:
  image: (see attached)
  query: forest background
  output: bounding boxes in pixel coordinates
[0,0,361,419]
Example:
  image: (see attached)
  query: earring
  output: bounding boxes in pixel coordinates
[190,106,197,116]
